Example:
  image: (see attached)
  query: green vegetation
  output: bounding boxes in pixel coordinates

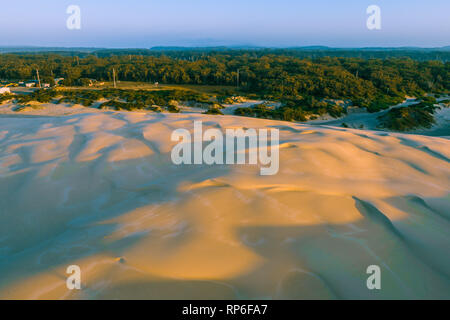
[235,103,307,121]
[7,47,445,61]
[1,53,448,111]
[15,90,57,104]
[203,108,224,115]
[420,96,437,105]
[377,101,439,131]
[13,104,44,112]
[0,93,14,103]
[98,100,146,111]
[1,52,448,123]
[57,88,212,106]
[233,99,347,121]
[7,88,214,112]
[167,104,181,113]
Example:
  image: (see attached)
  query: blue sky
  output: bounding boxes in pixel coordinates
[1,0,449,48]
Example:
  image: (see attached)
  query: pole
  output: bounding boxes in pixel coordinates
[113,68,117,88]
[36,69,41,88]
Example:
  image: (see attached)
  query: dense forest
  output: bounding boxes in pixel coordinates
[0,50,448,126]
[2,46,450,61]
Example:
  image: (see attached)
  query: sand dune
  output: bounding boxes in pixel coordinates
[0,110,449,299]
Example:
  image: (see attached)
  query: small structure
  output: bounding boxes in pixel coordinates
[0,87,11,94]
[24,80,38,87]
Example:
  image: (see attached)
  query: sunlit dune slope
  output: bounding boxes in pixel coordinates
[0,111,449,299]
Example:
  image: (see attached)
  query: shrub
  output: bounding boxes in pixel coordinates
[203,108,223,115]
[377,103,437,131]
[167,104,180,113]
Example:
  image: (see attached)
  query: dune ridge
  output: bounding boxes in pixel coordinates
[0,111,449,299]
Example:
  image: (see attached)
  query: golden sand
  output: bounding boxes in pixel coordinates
[0,111,449,299]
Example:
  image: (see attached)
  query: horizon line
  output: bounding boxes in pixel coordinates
[1,45,450,50]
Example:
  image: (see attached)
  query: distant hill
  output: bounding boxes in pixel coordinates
[1,46,449,60]
[149,45,450,52]
[0,46,102,53]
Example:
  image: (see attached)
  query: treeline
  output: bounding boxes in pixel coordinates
[3,47,448,61]
[95,47,450,61]
[0,52,449,112]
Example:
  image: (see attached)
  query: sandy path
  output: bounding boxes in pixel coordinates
[0,111,449,299]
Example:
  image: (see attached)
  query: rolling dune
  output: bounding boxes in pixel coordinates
[0,110,449,299]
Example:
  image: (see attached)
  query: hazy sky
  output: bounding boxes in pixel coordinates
[1,0,449,48]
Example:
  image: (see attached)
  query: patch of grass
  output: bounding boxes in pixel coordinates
[234,104,308,121]
[99,100,146,111]
[167,104,181,113]
[203,108,224,115]
[377,102,437,131]
[11,88,218,112]
[0,94,14,103]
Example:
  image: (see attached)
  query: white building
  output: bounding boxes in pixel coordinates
[0,87,11,94]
